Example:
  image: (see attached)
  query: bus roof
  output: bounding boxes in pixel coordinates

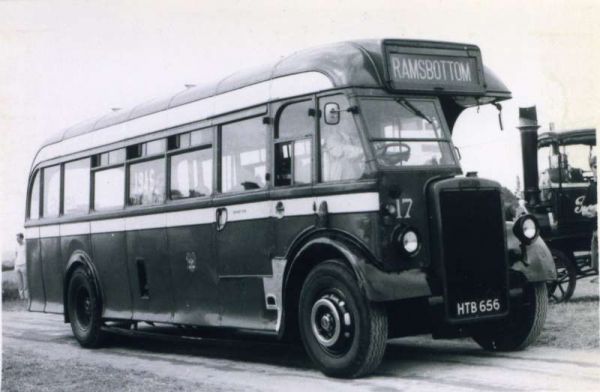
[538,128,596,147]
[32,38,511,169]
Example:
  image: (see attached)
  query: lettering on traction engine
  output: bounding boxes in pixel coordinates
[391,56,473,83]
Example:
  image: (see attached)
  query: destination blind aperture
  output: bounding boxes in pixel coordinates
[387,53,482,92]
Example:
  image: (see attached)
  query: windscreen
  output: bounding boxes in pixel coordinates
[360,98,457,167]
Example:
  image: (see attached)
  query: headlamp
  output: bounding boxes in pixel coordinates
[513,215,539,245]
[395,227,420,256]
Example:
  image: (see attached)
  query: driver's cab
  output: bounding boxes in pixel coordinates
[537,129,596,234]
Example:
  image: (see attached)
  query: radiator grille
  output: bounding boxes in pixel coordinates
[439,189,509,321]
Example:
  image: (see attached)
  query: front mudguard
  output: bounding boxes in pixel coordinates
[505,222,556,282]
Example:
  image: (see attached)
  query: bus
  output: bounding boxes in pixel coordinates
[25,39,556,378]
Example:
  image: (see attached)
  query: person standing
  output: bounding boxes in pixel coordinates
[14,232,28,300]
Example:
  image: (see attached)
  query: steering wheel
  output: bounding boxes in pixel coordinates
[376,142,411,165]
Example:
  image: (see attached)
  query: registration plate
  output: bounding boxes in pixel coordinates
[455,298,501,317]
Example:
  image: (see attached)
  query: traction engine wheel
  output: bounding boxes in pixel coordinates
[547,249,577,303]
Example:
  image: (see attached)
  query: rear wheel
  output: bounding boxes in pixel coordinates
[472,282,547,351]
[67,266,105,348]
[547,249,577,303]
[298,260,388,378]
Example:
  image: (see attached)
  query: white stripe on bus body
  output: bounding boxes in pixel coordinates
[165,208,216,228]
[90,218,126,234]
[25,226,40,239]
[39,225,60,238]
[29,192,380,238]
[60,222,90,236]
[34,72,334,167]
[275,196,317,217]
[317,192,381,214]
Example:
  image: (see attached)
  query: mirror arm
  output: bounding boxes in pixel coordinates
[492,102,504,131]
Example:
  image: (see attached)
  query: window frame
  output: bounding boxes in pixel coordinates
[167,144,214,201]
[356,95,460,170]
[27,170,42,220]
[62,157,92,216]
[272,98,317,188]
[218,115,269,194]
[91,164,126,212]
[41,164,62,219]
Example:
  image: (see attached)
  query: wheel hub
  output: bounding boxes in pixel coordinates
[310,294,352,351]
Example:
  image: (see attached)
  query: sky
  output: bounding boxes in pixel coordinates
[0,0,598,256]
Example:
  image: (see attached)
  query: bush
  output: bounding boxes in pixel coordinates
[2,279,20,301]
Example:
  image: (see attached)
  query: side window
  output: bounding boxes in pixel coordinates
[94,167,124,211]
[168,128,213,200]
[64,158,90,214]
[274,100,314,186]
[43,165,61,218]
[29,171,40,219]
[320,96,366,182]
[170,148,213,199]
[221,117,267,193]
[128,158,166,205]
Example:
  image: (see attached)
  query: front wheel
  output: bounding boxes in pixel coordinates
[472,282,547,351]
[67,266,106,348]
[298,260,388,378]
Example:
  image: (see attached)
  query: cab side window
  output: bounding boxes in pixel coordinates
[320,96,366,182]
[221,117,267,193]
[274,100,314,186]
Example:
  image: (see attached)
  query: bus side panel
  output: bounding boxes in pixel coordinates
[217,278,278,330]
[127,228,174,322]
[168,225,220,326]
[217,218,275,329]
[328,212,379,255]
[274,215,316,257]
[26,238,45,312]
[40,236,63,313]
[91,232,133,320]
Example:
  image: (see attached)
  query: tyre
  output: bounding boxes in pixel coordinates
[67,266,106,348]
[547,249,577,303]
[472,282,547,351]
[298,260,388,378]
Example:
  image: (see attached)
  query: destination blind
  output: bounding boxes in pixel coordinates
[386,52,483,93]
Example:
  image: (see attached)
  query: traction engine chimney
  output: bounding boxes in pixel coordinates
[517,106,541,207]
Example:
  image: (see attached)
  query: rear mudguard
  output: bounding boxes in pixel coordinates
[505,222,556,282]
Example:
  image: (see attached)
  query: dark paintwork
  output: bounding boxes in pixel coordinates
[126,229,174,322]
[168,225,219,326]
[26,238,45,312]
[40,237,63,313]
[528,128,596,255]
[91,232,132,319]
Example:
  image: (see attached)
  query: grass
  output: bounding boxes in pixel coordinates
[536,277,599,350]
[1,346,222,392]
[2,279,20,302]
